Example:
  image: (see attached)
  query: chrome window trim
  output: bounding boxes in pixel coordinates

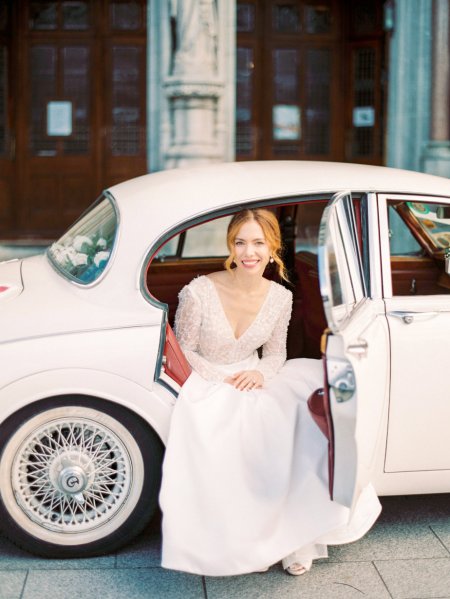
[318,191,367,333]
[366,192,383,299]
[46,191,120,289]
[141,193,336,387]
[376,194,393,299]
[377,192,450,299]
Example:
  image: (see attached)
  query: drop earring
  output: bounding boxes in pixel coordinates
[269,257,274,263]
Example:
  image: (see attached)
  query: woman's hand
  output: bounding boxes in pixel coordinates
[224,370,264,391]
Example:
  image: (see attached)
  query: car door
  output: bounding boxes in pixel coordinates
[378,194,450,473]
[318,191,390,508]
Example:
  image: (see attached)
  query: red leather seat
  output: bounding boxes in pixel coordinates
[162,324,192,386]
[294,251,327,358]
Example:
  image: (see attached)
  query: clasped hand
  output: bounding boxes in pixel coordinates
[224,370,264,391]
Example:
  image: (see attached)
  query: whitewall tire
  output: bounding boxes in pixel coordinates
[0,397,164,557]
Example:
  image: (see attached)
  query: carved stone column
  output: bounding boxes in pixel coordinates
[422,0,450,176]
[386,0,432,171]
[162,0,231,168]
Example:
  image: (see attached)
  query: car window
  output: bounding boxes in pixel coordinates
[387,199,450,296]
[183,217,231,257]
[48,193,117,284]
[154,215,232,260]
[295,202,326,254]
[318,192,365,332]
[388,205,423,256]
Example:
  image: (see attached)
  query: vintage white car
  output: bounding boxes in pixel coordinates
[1,161,450,558]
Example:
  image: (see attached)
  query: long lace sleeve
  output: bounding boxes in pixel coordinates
[256,290,293,381]
[174,285,226,383]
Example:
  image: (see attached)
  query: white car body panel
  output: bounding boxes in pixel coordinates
[319,193,390,508]
[328,298,390,507]
[0,256,161,345]
[2,161,450,505]
[0,259,23,302]
[384,296,450,472]
[0,368,173,444]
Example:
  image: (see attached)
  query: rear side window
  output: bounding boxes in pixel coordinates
[48,194,117,284]
[155,215,232,261]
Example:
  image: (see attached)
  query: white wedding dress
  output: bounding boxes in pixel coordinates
[159,275,381,576]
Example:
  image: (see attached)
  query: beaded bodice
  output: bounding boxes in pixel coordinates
[174,275,292,382]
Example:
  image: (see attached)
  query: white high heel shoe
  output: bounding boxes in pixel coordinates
[285,562,308,576]
[283,555,313,576]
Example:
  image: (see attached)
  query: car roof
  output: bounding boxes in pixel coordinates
[109,160,450,212]
[105,161,450,271]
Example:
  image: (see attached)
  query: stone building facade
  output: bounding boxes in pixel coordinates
[0,0,449,240]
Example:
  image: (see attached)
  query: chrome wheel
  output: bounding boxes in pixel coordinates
[14,417,132,532]
[0,405,145,546]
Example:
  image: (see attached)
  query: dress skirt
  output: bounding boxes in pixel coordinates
[159,357,381,576]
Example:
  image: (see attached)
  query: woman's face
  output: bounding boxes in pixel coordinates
[232,219,271,277]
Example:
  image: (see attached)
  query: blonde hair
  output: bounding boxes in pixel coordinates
[224,208,289,282]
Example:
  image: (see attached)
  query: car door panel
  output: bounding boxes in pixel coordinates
[326,299,389,507]
[378,194,450,473]
[391,256,447,296]
[385,295,450,472]
[318,192,389,509]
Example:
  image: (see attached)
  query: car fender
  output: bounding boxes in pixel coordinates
[0,368,174,444]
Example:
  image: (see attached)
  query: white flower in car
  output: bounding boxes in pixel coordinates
[96,238,107,249]
[70,253,89,267]
[94,251,110,267]
[56,246,77,264]
[73,235,93,252]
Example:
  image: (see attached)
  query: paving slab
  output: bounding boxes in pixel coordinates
[115,531,161,568]
[327,522,448,562]
[0,535,115,571]
[375,557,450,599]
[0,571,27,599]
[430,521,450,554]
[206,562,391,599]
[22,568,204,599]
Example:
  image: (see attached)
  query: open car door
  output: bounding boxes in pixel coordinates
[317,191,389,508]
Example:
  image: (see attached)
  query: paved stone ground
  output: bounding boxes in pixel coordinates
[1,494,450,599]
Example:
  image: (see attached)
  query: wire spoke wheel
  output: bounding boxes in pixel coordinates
[13,417,131,532]
[0,401,163,556]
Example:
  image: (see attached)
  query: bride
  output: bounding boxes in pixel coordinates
[159,208,381,577]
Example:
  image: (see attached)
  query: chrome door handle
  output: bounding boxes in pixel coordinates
[388,310,438,324]
[346,339,368,358]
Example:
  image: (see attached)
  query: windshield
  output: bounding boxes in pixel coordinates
[48,193,118,284]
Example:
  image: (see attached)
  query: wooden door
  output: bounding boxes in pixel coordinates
[3,0,147,239]
[0,3,13,235]
[236,0,386,164]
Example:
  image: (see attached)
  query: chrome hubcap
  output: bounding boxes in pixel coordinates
[59,466,88,494]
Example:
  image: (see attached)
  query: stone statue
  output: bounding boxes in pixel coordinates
[169,0,218,77]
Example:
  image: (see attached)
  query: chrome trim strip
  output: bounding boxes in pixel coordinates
[0,322,158,347]
[318,190,358,333]
[376,194,393,299]
[367,192,383,299]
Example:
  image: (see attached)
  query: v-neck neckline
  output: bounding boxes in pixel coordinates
[205,276,274,342]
